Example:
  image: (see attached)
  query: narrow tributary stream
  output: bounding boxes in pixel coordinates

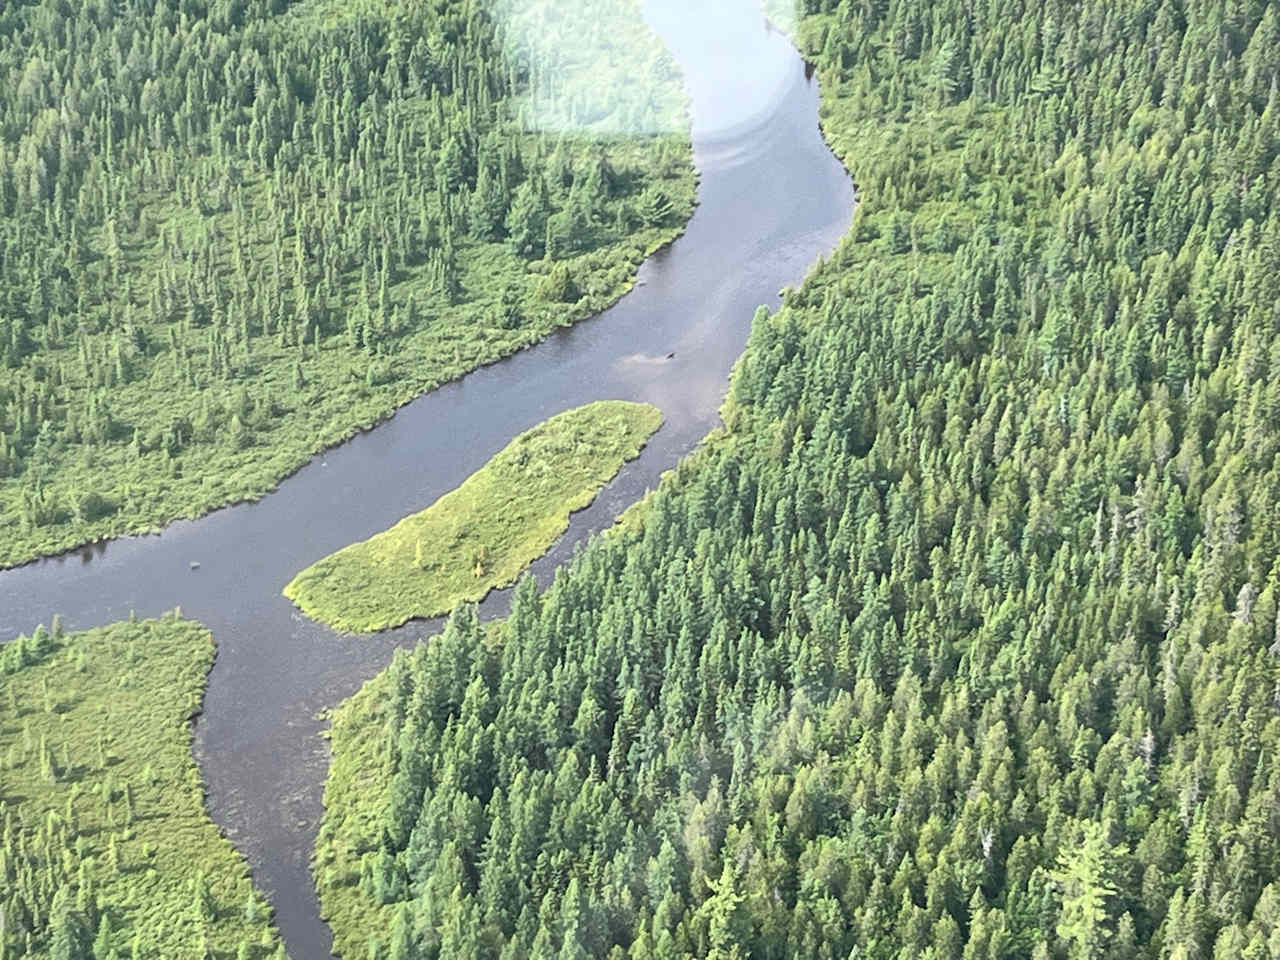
[0,2,855,955]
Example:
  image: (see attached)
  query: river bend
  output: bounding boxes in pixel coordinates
[0,2,855,956]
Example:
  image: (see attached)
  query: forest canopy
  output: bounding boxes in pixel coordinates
[316,0,1280,957]
[0,0,694,567]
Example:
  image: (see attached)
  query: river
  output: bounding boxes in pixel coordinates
[0,1,855,956]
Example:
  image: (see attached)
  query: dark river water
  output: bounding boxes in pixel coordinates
[0,1,854,956]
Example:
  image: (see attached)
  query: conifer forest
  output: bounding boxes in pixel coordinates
[4,0,1280,957]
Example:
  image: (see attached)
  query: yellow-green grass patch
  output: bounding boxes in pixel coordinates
[311,651,400,960]
[283,400,662,632]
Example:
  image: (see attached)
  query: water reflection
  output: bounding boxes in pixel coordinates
[648,0,799,142]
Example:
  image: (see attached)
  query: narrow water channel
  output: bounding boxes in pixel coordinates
[0,1,855,955]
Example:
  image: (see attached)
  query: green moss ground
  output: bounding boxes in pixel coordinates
[283,400,662,632]
[0,615,285,959]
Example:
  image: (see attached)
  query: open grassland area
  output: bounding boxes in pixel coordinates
[0,0,694,569]
[284,400,662,631]
[0,616,285,959]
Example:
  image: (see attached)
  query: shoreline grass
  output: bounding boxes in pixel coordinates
[0,212,693,572]
[283,400,662,632]
[312,653,401,960]
[0,615,286,959]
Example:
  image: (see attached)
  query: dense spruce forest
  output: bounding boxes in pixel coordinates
[0,616,284,959]
[316,0,1280,957]
[0,0,693,567]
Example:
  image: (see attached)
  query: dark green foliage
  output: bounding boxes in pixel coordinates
[318,0,1280,957]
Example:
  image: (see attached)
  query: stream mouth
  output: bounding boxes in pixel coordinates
[0,1,855,956]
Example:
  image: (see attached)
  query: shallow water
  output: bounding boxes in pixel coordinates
[0,1,855,956]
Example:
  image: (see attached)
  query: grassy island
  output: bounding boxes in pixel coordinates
[0,615,285,959]
[283,401,662,632]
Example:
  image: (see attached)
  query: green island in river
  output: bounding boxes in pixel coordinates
[284,400,662,632]
[0,616,284,959]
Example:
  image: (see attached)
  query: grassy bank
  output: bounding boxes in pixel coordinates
[0,615,285,959]
[284,401,662,632]
[312,651,403,960]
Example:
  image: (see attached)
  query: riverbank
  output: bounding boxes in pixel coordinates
[312,652,403,960]
[0,615,285,959]
[0,0,695,572]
